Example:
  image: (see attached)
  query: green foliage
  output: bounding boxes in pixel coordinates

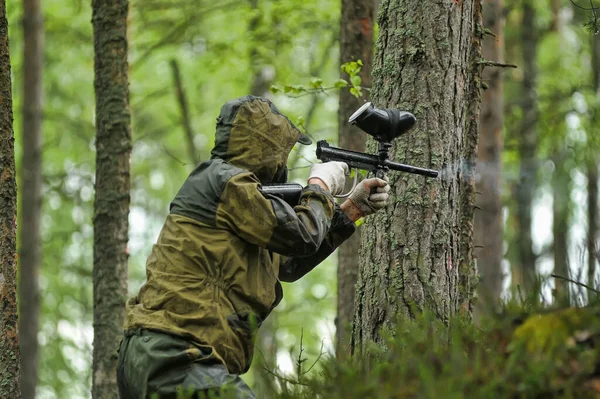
[266,303,600,399]
[270,60,365,99]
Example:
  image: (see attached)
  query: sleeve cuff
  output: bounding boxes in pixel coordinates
[330,203,356,242]
[300,184,336,218]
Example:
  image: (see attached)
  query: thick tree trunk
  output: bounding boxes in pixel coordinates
[336,0,374,358]
[351,0,482,353]
[514,1,538,292]
[589,32,600,297]
[474,0,504,316]
[91,1,131,398]
[0,0,21,396]
[19,0,43,397]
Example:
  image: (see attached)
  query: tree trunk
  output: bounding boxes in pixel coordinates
[248,4,277,394]
[248,0,272,97]
[588,162,598,293]
[474,0,504,316]
[551,0,560,32]
[19,0,43,397]
[91,1,131,398]
[549,7,570,301]
[552,150,571,299]
[589,31,600,297]
[336,0,374,358]
[351,0,483,352]
[169,59,199,165]
[514,0,538,292]
[0,0,21,395]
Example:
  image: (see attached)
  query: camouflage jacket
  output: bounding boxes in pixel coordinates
[124,96,356,374]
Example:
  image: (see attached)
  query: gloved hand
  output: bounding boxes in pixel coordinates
[308,161,349,196]
[348,177,391,216]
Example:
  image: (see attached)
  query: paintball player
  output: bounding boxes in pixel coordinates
[116,95,391,398]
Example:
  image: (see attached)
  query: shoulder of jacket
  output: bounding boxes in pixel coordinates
[170,159,255,225]
[211,160,260,188]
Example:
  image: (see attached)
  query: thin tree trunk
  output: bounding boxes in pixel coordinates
[169,59,199,165]
[551,0,560,32]
[588,162,598,292]
[514,0,538,292]
[352,0,483,353]
[552,150,570,299]
[251,314,278,398]
[91,1,131,398]
[0,0,21,395]
[248,0,272,97]
[474,0,504,316]
[549,6,570,301]
[19,0,43,397]
[248,3,277,394]
[336,0,374,357]
[589,31,600,297]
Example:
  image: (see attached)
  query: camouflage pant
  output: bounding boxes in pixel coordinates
[117,329,256,399]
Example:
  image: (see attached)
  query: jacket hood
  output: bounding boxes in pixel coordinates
[210,96,303,183]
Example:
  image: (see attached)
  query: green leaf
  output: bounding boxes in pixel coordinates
[309,77,323,89]
[291,84,305,94]
[351,75,362,87]
[341,60,362,77]
[350,87,362,98]
[340,61,353,75]
[334,79,349,88]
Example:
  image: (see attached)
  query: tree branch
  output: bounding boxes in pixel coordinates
[551,274,600,295]
[478,60,518,69]
[169,59,200,165]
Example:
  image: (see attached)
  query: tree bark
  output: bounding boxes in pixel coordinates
[91,1,131,398]
[474,0,504,316]
[0,0,21,395]
[336,0,374,358]
[514,0,538,292]
[351,0,483,353]
[19,0,43,397]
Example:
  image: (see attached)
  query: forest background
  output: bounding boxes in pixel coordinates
[4,0,600,398]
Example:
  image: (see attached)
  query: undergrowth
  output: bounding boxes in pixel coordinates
[269,288,600,398]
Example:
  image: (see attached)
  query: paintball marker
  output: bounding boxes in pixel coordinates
[261,102,439,205]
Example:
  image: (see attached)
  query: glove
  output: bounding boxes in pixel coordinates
[348,177,391,216]
[308,161,349,196]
